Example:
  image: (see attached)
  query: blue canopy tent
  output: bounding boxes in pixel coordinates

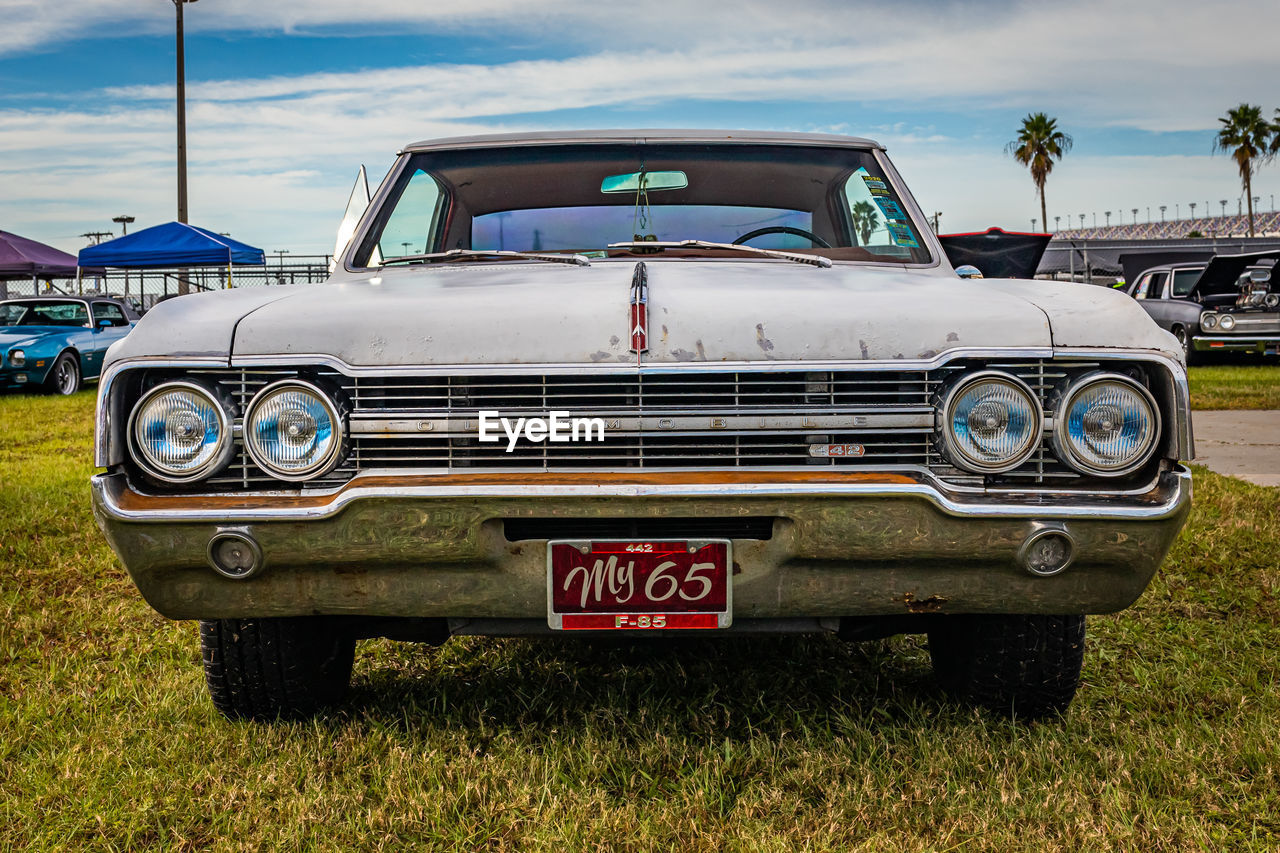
[77,221,266,290]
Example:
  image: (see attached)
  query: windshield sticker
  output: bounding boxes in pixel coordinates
[887,223,920,247]
[860,176,891,197]
[873,197,907,222]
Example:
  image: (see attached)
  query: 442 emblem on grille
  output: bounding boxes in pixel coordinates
[808,443,866,458]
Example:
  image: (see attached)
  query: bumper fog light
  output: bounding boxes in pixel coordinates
[1020,528,1075,577]
[207,532,264,580]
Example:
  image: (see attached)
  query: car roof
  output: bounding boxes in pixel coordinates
[402,128,884,154]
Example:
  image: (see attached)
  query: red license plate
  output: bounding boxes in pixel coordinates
[548,539,732,630]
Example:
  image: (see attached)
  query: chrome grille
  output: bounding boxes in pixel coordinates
[146,359,1109,490]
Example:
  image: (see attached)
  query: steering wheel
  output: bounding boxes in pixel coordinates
[732,226,831,248]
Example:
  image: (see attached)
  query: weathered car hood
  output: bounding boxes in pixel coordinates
[108,261,1181,369]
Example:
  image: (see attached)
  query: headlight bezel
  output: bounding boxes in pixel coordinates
[1199,312,1218,330]
[126,380,235,483]
[243,379,347,481]
[8,348,25,367]
[1050,371,1161,478]
[936,370,1045,474]
[1218,314,1237,331]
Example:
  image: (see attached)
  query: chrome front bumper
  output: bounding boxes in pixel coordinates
[92,466,1192,622]
[1192,335,1280,353]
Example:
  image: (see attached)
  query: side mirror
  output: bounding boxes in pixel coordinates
[955,264,984,279]
[97,318,113,328]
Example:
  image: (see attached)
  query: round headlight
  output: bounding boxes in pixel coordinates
[128,382,233,482]
[938,372,1043,473]
[244,381,344,480]
[9,348,25,367]
[1218,314,1236,331]
[1051,373,1160,477]
[1200,313,1218,330]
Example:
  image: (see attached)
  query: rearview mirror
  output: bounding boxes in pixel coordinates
[601,170,688,194]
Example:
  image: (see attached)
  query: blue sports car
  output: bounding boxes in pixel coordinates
[1,296,139,394]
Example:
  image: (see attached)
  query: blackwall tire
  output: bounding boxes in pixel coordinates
[1172,326,1199,365]
[46,352,81,395]
[927,614,1085,719]
[199,617,356,721]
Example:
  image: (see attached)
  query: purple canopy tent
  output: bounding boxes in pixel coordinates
[0,229,100,298]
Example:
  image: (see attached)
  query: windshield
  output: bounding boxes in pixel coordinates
[0,300,90,327]
[356,143,932,267]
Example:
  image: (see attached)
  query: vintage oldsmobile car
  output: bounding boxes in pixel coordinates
[1120,250,1280,361]
[1,296,138,393]
[92,130,1193,720]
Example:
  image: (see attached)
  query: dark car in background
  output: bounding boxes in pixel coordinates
[1121,250,1280,361]
[1,296,139,393]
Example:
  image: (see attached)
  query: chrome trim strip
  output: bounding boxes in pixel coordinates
[349,410,936,436]
[92,466,1191,525]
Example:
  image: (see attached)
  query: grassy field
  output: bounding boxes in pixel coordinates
[1188,363,1280,410]
[2,391,1278,851]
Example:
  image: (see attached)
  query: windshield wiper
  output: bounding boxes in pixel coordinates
[381,249,591,267]
[607,240,832,268]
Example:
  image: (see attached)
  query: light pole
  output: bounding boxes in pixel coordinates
[1054,215,1060,232]
[1175,203,1180,220]
[1132,209,1138,227]
[172,0,197,225]
[1189,202,1196,221]
[1031,218,1037,231]
[1220,199,1228,218]
[1093,212,1097,227]
[1105,211,1111,226]
[1147,206,1151,223]
[1159,205,1166,223]
[112,216,135,298]
[1079,214,1085,230]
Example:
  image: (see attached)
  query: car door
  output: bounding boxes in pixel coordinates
[88,301,132,379]
[1136,272,1174,329]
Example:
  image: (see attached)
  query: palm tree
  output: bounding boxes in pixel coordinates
[850,200,880,245]
[1006,113,1073,233]
[1213,104,1275,238]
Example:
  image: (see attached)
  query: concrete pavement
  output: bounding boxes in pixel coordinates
[1191,410,1280,487]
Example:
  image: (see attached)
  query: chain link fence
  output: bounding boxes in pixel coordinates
[0,255,333,309]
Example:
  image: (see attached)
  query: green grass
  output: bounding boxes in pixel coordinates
[3,391,1279,851]
[1189,364,1280,410]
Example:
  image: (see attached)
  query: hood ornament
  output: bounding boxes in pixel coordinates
[630,261,648,354]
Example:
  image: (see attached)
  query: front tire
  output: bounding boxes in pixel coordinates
[46,352,81,395]
[928,614,1085,719]
[199,617,356,720]
[1171,325,1198,365]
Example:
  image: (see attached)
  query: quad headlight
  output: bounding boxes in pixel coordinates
[937,371,1043,473]
[1051,373,1160,477]
[1218,314,1237,331]
[128,381,234,482]
[8,348,25,367]
[1200,312,1218,330]
[244,380,344,480]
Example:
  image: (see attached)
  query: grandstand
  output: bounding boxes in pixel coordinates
[1056,210,1280,240]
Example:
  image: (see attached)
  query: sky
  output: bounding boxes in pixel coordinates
[3,0,1280,257]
